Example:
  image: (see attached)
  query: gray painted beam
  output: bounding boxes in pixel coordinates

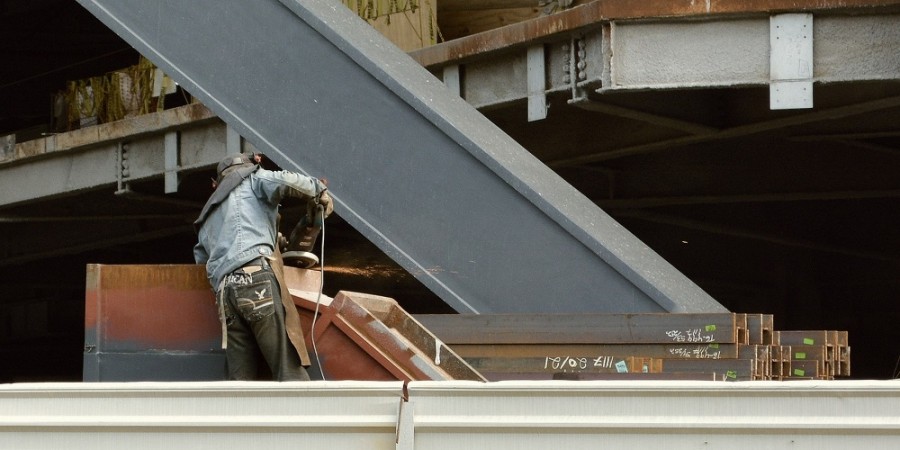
[430,15,899,110]
[76,0,727,314]
[0,113,228,209]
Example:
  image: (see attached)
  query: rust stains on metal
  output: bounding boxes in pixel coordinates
[85,264,483,382]
[85,264,219,350]
[410,0,900,68]
[3,103,217,167]
[289,284,485,382]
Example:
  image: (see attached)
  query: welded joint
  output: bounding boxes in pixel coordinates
[527,44,547,122]
[770,13,814,110]
[164,131,180,194]
[563,36,589,104]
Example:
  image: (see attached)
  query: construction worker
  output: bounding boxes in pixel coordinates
[193,152,332,381]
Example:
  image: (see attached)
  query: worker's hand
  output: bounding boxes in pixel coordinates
[318,190,334,218]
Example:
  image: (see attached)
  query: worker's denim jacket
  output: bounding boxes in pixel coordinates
[194,168,323,290]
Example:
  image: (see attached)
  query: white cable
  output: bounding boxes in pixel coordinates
[310,204,326,379]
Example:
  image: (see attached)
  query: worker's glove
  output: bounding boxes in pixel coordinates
[318,190,334,218]
[276,231,289,253]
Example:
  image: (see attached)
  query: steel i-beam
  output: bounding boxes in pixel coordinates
[76,0,727,314]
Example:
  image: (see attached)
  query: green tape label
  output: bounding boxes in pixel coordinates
[709,343,719,349]
[794,369,806,377]
[726,370,737,379]
[705,325,717,332]
[803,338,815,345]
[795,352,807,360]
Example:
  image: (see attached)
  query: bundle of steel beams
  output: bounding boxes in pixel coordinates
[414,313,851,381]
[83,264,850,382]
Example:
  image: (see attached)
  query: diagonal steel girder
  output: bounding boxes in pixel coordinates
[76,0,727,314]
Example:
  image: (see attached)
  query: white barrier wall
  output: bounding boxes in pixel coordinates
[405,380,900,450]
[1,380,898,449]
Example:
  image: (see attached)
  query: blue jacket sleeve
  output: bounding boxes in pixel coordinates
[254,168,324,203]
[193,240,209,264]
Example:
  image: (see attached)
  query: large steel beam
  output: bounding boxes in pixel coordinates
[415,15,900,111]
[0,104,219,209]
[76,0,726,314]
[411,0,900,68]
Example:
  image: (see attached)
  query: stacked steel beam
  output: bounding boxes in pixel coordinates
[414,313,850,381]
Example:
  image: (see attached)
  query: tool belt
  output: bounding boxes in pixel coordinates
[235,257,271,274]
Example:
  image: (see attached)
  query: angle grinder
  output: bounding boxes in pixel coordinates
[282,200,325,268]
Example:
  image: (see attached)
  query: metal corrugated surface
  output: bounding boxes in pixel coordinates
[1,380,898,449]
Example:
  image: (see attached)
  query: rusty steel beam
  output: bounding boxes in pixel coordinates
[790,359,822,379]
[837,331,851,376]
[449,343,740,360]
[83,264,483,382]
[291,289,484,382]
[745,313,775,345]
[738,345,770,380]
[790,345,832,378]
[661,358,759,381]
[4,103,216,167]
[775,330,835,353]
[462,355,661,379]
[411,0,900,68]
[439,0,552,11]
[415,313,743,344]
[770,345,792,381]
[474,371,719,381]
[83,264,225,382]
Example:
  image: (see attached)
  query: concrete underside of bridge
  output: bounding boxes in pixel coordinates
[0,0,898,381]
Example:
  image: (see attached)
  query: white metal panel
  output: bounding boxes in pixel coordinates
[2,380,899,449]
[0,381,404,450]
[407,380,900,450]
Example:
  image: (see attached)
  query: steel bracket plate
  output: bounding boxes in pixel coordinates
[770,13,814,110]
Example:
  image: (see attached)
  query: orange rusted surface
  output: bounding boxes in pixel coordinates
[84,264,483,382]
[410,0,900,68]
[85,264,219,350]
[5,103,216,166]
[287,267,485,381]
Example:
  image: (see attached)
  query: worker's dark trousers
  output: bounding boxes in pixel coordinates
[221,267,309,381]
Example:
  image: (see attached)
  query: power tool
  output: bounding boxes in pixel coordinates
[282,199,325,268]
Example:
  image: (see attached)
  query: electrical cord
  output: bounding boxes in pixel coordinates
[310,203,326,379]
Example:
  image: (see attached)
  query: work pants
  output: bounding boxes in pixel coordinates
[221,263,309,381]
